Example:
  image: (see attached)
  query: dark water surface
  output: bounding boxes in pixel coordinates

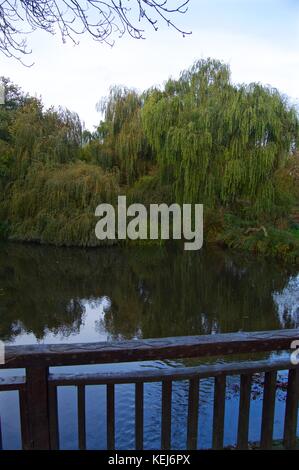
[0,243,298,449]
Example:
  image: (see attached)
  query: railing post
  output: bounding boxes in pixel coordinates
[187,377,199,450]
[25,366,51,449]
[212,375,226,449]
[260,371,277,449]
[237,374,252,449]
[283,368,299,449]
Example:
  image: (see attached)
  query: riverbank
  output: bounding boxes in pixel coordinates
[1,166,298,263]
[209,213,299,265]
[1,212,299,265]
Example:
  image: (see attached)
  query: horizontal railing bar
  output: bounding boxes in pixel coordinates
[1,329,298,369]
[0,376,26,391]
[48,358,296,386]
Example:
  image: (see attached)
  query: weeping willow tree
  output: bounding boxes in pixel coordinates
[98,86,154,184]
[11,100,82,177]
[5,162,120,246]
[0,79,29,183]
[142,59,298,218]
[1,96,121,246]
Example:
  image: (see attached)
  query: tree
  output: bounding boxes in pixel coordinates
[0,0,190,61]
[98,86,153,183]
[0,78,29,187]
[11,99,83,176]
[0,77,29,142]
[142,58,299,218]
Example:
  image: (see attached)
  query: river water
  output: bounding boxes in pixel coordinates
[0,243,298,449]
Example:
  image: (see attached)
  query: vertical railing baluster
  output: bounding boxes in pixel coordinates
[237,374,252,449]
[135,382,144,450]
[187,377,199,450]
[161,380,172,450]
[260,371,277,449]
[77,385,86,450]
[49,385,59,450]
[107,384,115,450]
[19,387,31,450]
[283,368,299,449]
[212,375,226,449]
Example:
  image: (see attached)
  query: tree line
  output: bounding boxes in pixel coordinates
[0,58,298,260]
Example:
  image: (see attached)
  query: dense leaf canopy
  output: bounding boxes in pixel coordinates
[142,59,298,216]
[98,86,153,183]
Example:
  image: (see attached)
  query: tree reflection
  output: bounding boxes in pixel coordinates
[0,243,297,342]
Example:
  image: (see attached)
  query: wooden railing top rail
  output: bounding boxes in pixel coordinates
[1,328,298,369]
[48,358,297,386]
[1,357,295,392]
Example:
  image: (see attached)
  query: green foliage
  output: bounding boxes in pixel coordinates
[0,140,12,177]
[0,221,9,239]
[80,130,114,170]
[290,227,299,239]
[97,86,154,183]
[11,101,82,176]
[127,169,173,206]
[142,58,298,218]
[6,162,120,246]
[219,214,299,263]
[0,78,30,186]
[0,77,29,111]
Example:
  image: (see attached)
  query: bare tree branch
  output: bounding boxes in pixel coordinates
[0,0,191,63]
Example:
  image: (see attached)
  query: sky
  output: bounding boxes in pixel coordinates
[0,0,299,130]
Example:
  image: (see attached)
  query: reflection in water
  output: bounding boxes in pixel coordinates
[273,275,299,328]
[0,243,298,449]
[0,243,298,344]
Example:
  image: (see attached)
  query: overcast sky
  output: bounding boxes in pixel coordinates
[0,0,299,130]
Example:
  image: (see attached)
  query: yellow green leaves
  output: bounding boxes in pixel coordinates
[142,58,298,217]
